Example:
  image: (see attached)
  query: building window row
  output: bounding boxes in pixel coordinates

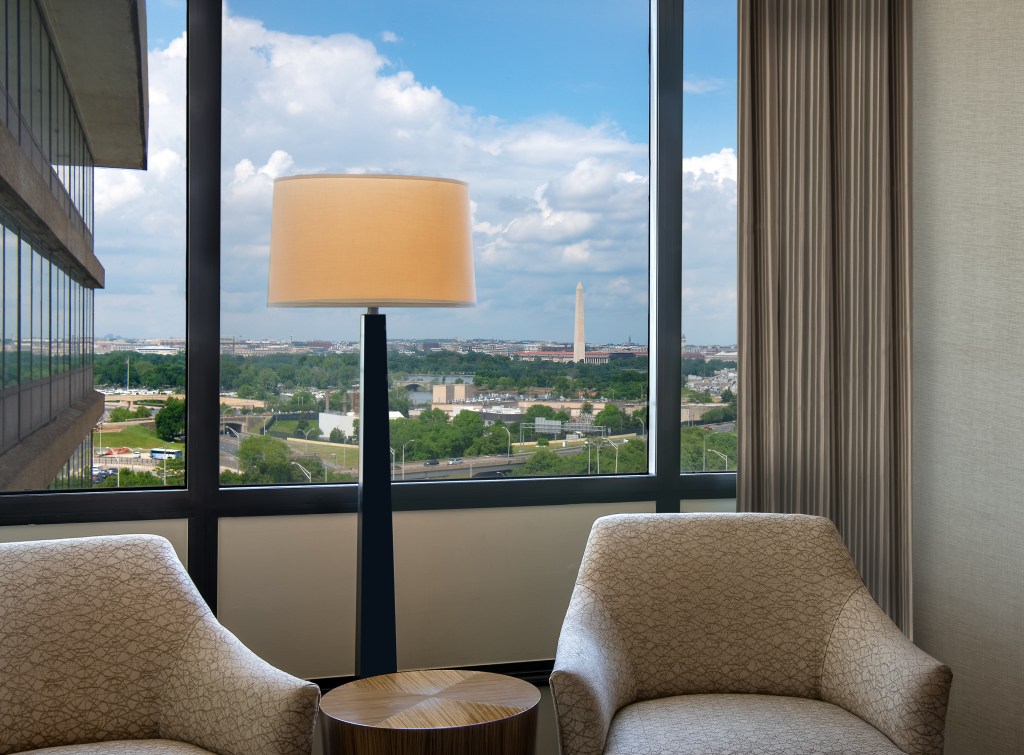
[47,433,92,489]
[1,215,94,457]
[1,0,94,235]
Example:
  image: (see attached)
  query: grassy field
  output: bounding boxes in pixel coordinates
[272,420,321,436]
[95,424,184,451]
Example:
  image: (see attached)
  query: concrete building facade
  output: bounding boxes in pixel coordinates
[0,0,148,490]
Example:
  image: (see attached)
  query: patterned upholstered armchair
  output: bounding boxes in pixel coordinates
[0,535,320,755]
[551,514,952,755]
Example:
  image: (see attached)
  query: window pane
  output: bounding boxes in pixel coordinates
[681,0,738,474]
[88,3,188,490]
[220,1,650,486]
[3,228,16,387]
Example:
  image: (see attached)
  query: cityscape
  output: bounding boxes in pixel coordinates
[87,326,738,488]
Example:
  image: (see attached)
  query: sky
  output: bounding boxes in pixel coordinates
[93,0,737,346]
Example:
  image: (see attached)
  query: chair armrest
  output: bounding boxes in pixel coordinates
[550,584,638,755]
[159,615,321,755]
[821,587,952,755]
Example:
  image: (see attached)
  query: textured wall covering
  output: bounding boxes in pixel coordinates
[912,2,1024,754]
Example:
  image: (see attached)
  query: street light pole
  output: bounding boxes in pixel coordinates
[707,448,729,471]
[501,425,511,459]
[600,437,620,473]
[401,439,415,481]
[290,461,312,482]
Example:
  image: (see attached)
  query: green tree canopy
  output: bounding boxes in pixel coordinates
[236,435,293,483]
[154,398,186,441]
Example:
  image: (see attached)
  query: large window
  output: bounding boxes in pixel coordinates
[1,3,735,600]
[86,3,188,490]
[680,0,738,474]
[219,0,651,485]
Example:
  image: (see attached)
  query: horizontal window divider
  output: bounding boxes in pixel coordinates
[0,488,197,525]
[209,472,734,518]
[0,472,735,525]
[678,472,737,499]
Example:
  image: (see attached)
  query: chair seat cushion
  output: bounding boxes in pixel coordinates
[604,694,904,755]
[22,740,215,754]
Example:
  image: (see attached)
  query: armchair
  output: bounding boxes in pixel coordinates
[0,534,320,754]
[551,513,951,755]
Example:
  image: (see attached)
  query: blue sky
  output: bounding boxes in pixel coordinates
[95,1,737,346]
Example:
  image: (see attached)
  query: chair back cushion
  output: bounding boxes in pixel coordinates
[576,513,865,701]
[0,535,210,754]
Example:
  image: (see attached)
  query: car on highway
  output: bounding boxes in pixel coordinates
[447,457,463,465]
[423,458,439,466]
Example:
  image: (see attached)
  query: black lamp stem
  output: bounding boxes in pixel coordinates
[355,311,397,678]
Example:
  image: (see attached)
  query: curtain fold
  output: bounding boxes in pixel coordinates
[737,0,912,634]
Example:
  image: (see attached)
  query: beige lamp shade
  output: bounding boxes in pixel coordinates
[267,174,476,308]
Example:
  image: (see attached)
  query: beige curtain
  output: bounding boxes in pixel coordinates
[737,0,912,633]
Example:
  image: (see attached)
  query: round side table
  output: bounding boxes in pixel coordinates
[319,669,541,755]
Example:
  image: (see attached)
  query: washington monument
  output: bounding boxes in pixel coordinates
[573,281,585,362]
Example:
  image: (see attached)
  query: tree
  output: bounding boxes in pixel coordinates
[700,405,736,424]
[523,404,556,422]
[236,435,293,483]
[329,427,345,443]
[516,448,586,477]
[154,398,186,441]
[109,406,133,422]
[593,404,624,432]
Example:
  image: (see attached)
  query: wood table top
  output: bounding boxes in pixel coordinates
[319,669,541,730]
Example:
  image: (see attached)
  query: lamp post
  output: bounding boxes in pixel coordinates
[290,461,312,482]
[389,447,396,481]
[707,448,729,471]
[268,174,474,679]
[401,439,415,481]
[600,437,621,473]
[501,425,512,459]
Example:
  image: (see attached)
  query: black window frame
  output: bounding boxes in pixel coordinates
[0,0,735,608]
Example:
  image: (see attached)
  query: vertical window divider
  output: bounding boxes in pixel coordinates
[186,0,223,610]
[651,0,683,512]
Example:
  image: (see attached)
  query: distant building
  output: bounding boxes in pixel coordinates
[432,383,477,404]
[0,0,148,491]
[574,281,585,362]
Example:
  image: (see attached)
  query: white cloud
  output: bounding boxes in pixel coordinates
[93,29,188,338]
[92,10,737,344]
[684,77,728,95]
[381,30,401,43]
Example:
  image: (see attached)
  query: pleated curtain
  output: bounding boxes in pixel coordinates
[737,0,913,634]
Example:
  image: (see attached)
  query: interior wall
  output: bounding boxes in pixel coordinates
[217,502,654,680]
[912,2,1024,753]
[0,519,189,564]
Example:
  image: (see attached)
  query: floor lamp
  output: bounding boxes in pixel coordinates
[267,174,475,679]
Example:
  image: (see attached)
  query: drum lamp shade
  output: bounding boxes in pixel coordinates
[268,174,475,308]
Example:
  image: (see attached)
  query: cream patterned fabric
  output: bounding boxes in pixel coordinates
[604,694,904,754]
[25,740,213,754]
[0,535,320,755]
[550,514,952,755]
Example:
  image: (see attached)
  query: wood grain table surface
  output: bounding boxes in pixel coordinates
[319,669,541,755]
